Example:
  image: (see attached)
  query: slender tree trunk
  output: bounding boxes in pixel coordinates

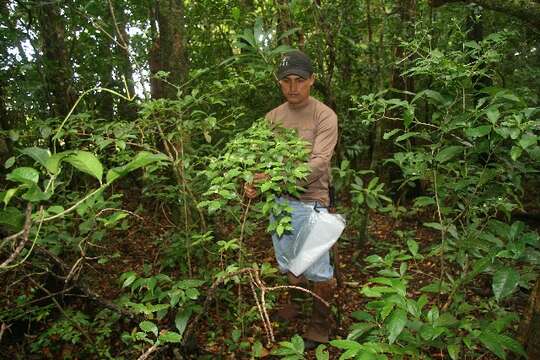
[111,1,137,119]
[518,275,540,359]
[37,1,76,117]
[370,0,416,180]
[150,0,188,100]
[149,6,162,99]
[276,0,294,45]
[0,80,11,162]
[366,0,375,91]
[96,33,114,119]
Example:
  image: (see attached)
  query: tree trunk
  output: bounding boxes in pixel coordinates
[276,0,294,46]
[370,0,416,180]
[111,0,137,119]
[518,275,540,359]
[429,0,540,31]
[150,0,188,100]
[36,1,76,117]
[96,32,114,119]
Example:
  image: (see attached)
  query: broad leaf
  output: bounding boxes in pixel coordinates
[447,344,460,360]
[7,167,39,185]
[107,151,169,183]
[159,331,182,343]
[492,267,519,302]
[139,321,158,337]
[175,308,192,336]
[64,151,103,183]
[0,207,25,230]
[465,125,491,138]
[387,308,407,344]
[20,147,51,168]
[435,146,463,163]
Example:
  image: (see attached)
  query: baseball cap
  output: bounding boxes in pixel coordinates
[277,50,313,80]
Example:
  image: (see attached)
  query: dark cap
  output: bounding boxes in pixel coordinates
[277,50,313,80]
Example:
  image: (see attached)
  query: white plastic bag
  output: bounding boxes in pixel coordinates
[282,205,346,277]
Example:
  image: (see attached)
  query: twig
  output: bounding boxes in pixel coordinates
[137,343,159,360]
[432,167,446,307]
[181,267,329,348]
[95,207,145,221]
[248,271,274,344]
[107,0,128,49]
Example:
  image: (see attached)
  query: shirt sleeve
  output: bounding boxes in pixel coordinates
[301,109,338,186]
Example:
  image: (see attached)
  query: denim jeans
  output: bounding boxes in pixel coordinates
[270,197,334,282]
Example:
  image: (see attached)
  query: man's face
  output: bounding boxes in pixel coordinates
[278,74,314,106]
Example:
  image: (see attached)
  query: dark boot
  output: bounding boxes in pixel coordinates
[272,273,306,322]
[304,278,336,347]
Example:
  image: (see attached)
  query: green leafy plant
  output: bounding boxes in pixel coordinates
[199,118,310,237]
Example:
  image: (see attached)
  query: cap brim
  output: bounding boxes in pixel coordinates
[278,69,311,80]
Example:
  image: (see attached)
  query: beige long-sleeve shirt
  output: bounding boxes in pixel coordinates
[266,96,338,206]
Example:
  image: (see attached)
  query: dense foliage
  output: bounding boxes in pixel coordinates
[1,0,539,359]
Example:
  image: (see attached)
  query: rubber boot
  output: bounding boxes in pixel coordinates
[272,272,306,322]
[304,278,336,348]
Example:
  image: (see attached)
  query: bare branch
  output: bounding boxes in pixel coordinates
[137,343,159,360]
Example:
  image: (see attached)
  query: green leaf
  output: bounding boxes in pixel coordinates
[407,240,419,257]
[122,272,137,288]
[423,222,444,231]
[276,223,285,236]
[45,153,68,174]
[414,196,435,207]
[478,330,507,359]
[64,151,103,183]
[492,267,520,302]
[7,167,39,185]
[511,146,523,161]
[260,181,272,193]
[519,133,537,149]
[159,331,182,343]
[486,107,500,123]
[20,147,51,168]
[383,129,401,140]
[466,125,491,138]
[4,156,15,169]
[22,184,51,202]
[2,188,18,206]
[139,321,158,337]
[291,334,304,353]
[435,146,463,163]
[107,151,169,183]
[0,207,25,230]
[329,339,362,350]
[448,344,460,360]
[47,205,64,214]
[315,344,329,360]
[387,308,407,344]
[175,308,192,336]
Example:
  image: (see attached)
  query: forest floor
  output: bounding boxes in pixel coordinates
[4,195,533,359]
[79,209,511,360]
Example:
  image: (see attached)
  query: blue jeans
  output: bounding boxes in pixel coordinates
[271,198,334,282]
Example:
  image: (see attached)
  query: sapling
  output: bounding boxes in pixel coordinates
[200,118,311,237]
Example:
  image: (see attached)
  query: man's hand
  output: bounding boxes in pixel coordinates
[243,173,269,199]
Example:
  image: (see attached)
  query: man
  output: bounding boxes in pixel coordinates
[244,50,338,347]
